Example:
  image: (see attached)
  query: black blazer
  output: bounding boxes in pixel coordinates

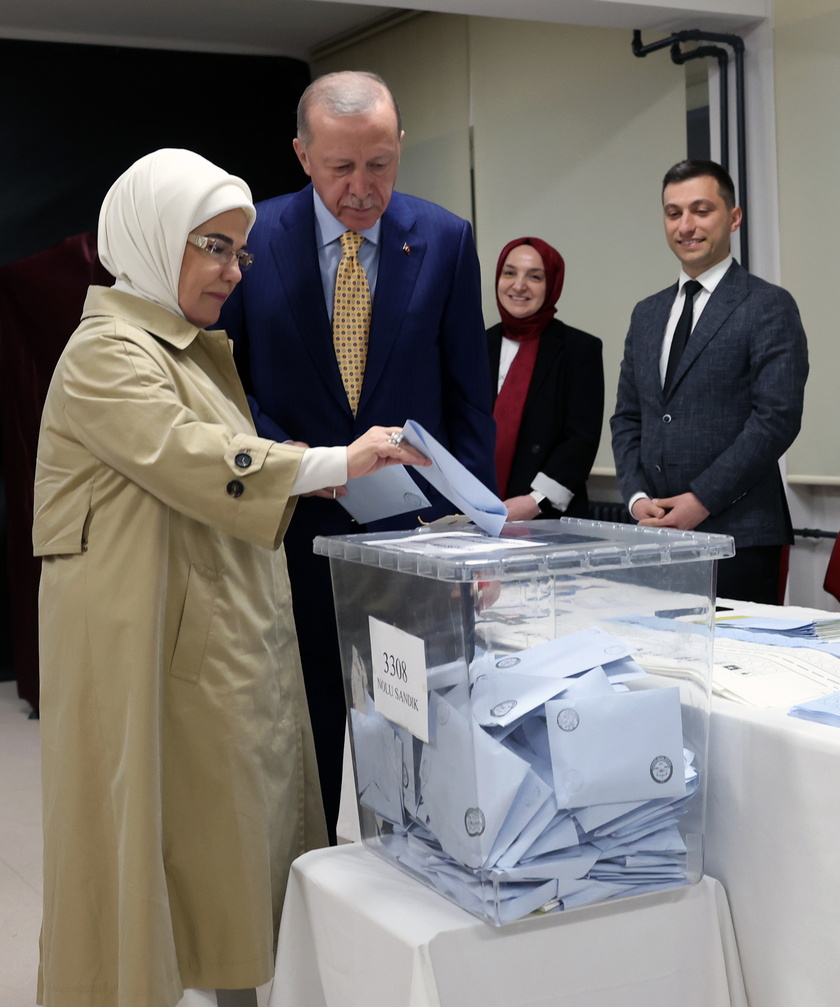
[488,318,604,519]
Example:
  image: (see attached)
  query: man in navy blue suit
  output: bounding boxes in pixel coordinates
[611,160,808,604]
[220,71,496,839]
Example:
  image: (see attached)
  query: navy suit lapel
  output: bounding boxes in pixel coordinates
[667,261,748,399]
[362,194,425,410]
[268,187,348,412]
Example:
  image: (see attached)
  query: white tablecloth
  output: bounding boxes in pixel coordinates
[324,601,840,1007]
[706,699,840,1007]
[270,845,745,1007]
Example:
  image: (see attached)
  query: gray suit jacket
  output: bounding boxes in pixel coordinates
[610,260,808,547]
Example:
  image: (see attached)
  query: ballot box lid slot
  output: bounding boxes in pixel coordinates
[313,520,734,582]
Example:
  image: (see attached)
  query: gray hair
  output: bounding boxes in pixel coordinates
[296,71,402,148]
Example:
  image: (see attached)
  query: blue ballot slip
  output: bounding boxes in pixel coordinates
[348,626,696,923]
[788,690,840,726]
[339,465,430,524]
[400,419,507,536]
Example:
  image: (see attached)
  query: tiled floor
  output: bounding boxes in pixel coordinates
[0,680,41,1007]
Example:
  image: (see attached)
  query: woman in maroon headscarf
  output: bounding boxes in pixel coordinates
[488,237,604,521]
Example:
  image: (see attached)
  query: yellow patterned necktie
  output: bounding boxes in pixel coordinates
[332,230,371,415]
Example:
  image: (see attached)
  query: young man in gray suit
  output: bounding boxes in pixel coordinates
[611,159,808,603]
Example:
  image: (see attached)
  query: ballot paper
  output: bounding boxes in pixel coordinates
[401,419,507,536]
[355,625,696,925]
[713,638,840,708]
[339,465,430,523]
[789,689,840,726]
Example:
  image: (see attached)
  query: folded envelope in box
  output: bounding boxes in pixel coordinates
[349,707,404,825]
[419,693,531,868]
[473,661,618,731]
[545,687,686,808]
[472,627,632,686]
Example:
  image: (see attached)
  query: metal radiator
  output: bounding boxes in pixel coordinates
[587,500,632,524]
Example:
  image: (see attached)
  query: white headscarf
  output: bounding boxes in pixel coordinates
[97,148,256,318]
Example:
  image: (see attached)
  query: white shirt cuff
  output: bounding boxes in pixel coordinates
[627,492,650,520]
[531,472,574,513]
[291,446,348,496]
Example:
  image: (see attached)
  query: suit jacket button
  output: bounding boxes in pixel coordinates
[227,480,245,498]
[662,414,672,423]
[234,452,252,469]
[531,444,541,454]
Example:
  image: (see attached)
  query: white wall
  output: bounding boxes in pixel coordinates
[773,0,840,608]
[467,18,684,474]
[313,8,840,609]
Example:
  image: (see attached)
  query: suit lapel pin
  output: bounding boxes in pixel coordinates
[402,242,412,255]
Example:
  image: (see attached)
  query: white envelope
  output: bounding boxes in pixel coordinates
[545,687,686,808]
[418,693,531,868]
[574,799,647,835]
[339,465,430,523]
[517,809,580,860]
[473,658,619,731]
[474,627,633,685]
[393,723,420,817]
[482,773,555,868]
[401,419,507,536]
[493,792,561,869]
[490,843,600,883]
[349,707,405,825]
[472,671,569,730]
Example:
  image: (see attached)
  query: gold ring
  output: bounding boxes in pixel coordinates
[332,487,337,500]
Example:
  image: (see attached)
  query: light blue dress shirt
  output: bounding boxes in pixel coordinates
[312,189,381,319]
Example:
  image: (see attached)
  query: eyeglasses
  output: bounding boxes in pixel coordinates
[187,233,255,271]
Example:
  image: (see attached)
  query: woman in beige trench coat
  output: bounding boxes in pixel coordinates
[32,149,428,1007]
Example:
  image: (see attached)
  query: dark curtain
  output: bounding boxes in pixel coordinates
[0,234,113,709]
[0,38,311,711]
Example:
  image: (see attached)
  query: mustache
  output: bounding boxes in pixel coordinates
[344,195,377,210]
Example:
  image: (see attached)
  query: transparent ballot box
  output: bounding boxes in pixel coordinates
[315,519,734,926]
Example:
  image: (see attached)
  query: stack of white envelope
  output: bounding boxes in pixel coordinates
[346,628,692,926]
[349,627,698,925]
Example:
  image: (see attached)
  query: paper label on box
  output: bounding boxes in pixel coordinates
[369,616,429,742]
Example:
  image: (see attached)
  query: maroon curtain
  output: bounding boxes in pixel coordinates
[0,233,112,711]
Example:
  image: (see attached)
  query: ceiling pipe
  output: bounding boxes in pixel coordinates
[632,29,749,272]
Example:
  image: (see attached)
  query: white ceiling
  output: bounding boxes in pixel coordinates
[0,0,766,61]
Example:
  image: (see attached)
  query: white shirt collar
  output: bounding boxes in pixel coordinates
[678,255,732,295]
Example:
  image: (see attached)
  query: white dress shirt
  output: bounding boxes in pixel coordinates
[629,256,732,517]
[287,190,385,494]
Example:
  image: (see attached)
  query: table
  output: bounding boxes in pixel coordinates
[706,699,840,1007]
[271,844,746,1007]
[326,601,840,1007]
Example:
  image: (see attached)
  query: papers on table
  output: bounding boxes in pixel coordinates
[789,690,840,727]
[348,626,696,925]
[713,640,840,708]
[716,615,840,643]
[711,605,840,708]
